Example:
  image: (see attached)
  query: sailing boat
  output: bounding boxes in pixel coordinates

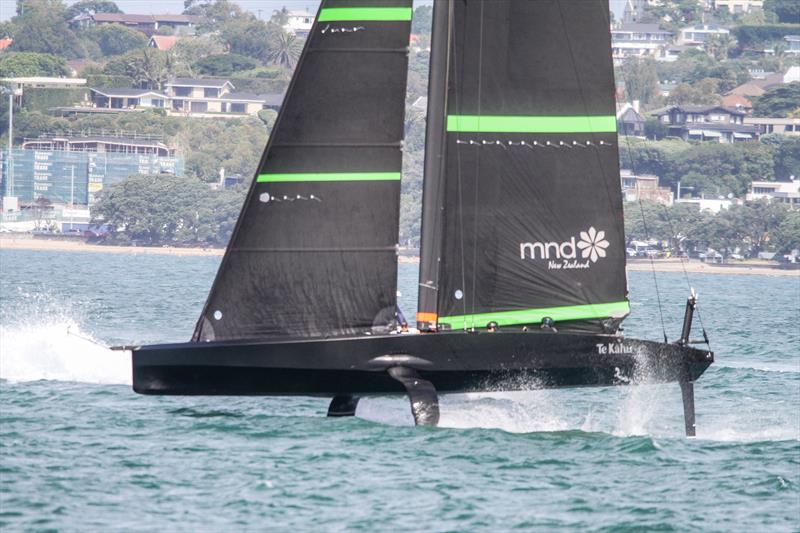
[130,0,713,435]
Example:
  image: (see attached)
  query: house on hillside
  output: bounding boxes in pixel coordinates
[165,78,281,115]
[713,0,763,13]
[70,13,202,34]
[617,102,646,137]
[721,93,753,114]
[610,23,672,65]
[284,10,314,37]
[786,35,800,55]
[746,180,800,206]
[620,170,673,205]
[148,35,180,51]
[90,88,169,110]
[744,117,800,137]
[651,105,757,142]
[677,24,730,47]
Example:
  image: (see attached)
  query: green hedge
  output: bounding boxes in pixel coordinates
[732,24,800,48]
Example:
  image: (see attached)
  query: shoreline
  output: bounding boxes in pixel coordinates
[2,235,798,276]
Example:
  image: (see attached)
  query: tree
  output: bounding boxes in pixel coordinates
[703,34,735,61]
[772,210,800,253]
[194,53,258,76]
[185,0,245,31]
[760,135,800,180]
[103,48,169,89]
[92,174,242,245]
[9,0,85,58]
[268,32,303,68]
[270,7,289,26]
[65,0,121,20]
[0,52,70,77]
[621,58,661,108]
[753,83,800,118]
[219,17,278,62]
[764,0,800,24]
[666,78,722,106]
[84,25,148,57]
[644,117,669,140]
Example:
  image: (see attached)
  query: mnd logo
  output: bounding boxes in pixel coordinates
[519,227,610,270]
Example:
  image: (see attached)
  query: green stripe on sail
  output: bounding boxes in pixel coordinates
[257,172,401,183]
[318,7,413,22]
[446,115,618,133]
[438,301,631,328]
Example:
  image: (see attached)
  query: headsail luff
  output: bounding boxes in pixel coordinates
[194,0,413,341]
[418,0,629,333]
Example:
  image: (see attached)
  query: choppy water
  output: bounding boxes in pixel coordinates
[1,249,798,531]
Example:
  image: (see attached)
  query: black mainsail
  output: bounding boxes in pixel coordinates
[194,0,413,341]
[417,0,629,333]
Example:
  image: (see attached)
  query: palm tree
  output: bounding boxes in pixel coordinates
[268,32,303,69]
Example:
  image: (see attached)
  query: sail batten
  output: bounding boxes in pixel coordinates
[446,115,618,133]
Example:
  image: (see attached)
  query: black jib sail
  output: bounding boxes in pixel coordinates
[194,0,413,341]
[417,0,629,334]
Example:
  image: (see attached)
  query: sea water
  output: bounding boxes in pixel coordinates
[0,249,798,531]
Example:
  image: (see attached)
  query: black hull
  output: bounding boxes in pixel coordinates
[132,331,712,396]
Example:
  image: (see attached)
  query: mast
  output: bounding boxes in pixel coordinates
[416,0,451,331]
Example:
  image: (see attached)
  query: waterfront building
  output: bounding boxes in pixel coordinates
[1,133,182,208]
[746,180,800,206]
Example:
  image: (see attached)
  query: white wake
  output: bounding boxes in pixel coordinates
[0,318,131,385]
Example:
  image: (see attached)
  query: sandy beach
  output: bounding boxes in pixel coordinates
[2,235,798,276]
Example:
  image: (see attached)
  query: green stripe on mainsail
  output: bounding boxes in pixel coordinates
[446,115,618,133]
[318,7,413,22]
[438,301,631,328]
[257,172,401,183]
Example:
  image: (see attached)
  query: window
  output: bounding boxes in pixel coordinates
[173,86,192,97]
[191,101,208,112]
[204,87,218,98]
[231,103,246,113]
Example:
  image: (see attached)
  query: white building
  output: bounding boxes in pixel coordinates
[713,0,763,14]
[611,23,673,64]
[675,198,735,213]
[284,10,314,37]
[786,36,800,55]
[746,180,800,206]
[677,24,730,47]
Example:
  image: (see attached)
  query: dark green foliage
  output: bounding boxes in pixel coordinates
[9,0,85,58]
[65,0,121,20]
[760,134,800,180]
[20,88,87,112]
[92,173,243,245]
[732,24,800,48]
[0,52,70,77]
[174,118,267,182]
[83,25,148,57]
[623,139,776,196]
[267,33,303,68]
[644,118,669,140]
[752,82,800,118]
[102,48,168,90]
[219,17,280,63]
[764,0,800,24]
[193,53,258,76]
[622,58,661,107]
[624,199,797,256]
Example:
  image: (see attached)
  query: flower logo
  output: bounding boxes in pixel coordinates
[577,227,609,263]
